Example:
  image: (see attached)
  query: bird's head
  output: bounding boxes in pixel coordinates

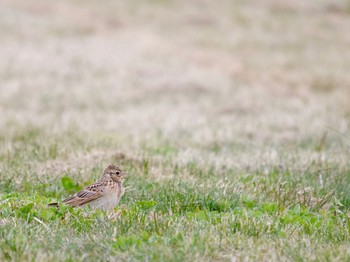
[103,164,126,182]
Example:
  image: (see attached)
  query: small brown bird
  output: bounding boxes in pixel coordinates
[49,165,126,211]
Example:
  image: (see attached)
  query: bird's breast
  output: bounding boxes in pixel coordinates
[88,183,124,211]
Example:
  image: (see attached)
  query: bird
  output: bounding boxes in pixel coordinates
[49,164,126,211]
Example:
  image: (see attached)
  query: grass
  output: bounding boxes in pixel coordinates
[1,0,350,261]
[0,128,350,261]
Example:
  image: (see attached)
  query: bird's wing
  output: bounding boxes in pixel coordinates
[63,183,104,207]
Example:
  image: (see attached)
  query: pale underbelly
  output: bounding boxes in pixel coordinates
[88,193,121,211]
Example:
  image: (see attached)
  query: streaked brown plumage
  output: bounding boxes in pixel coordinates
[50,165,126,211]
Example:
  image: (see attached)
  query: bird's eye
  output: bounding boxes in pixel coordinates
[116,171,121,175]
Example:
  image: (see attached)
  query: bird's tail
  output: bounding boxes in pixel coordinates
[48,202,59,208]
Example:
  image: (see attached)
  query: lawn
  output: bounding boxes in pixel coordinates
[1,0,350,261]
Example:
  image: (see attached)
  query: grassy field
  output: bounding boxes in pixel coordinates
[1,0,350,261]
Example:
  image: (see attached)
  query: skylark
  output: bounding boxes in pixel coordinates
[50,164,126,211]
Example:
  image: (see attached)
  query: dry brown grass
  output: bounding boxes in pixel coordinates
[1,0,349,150]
